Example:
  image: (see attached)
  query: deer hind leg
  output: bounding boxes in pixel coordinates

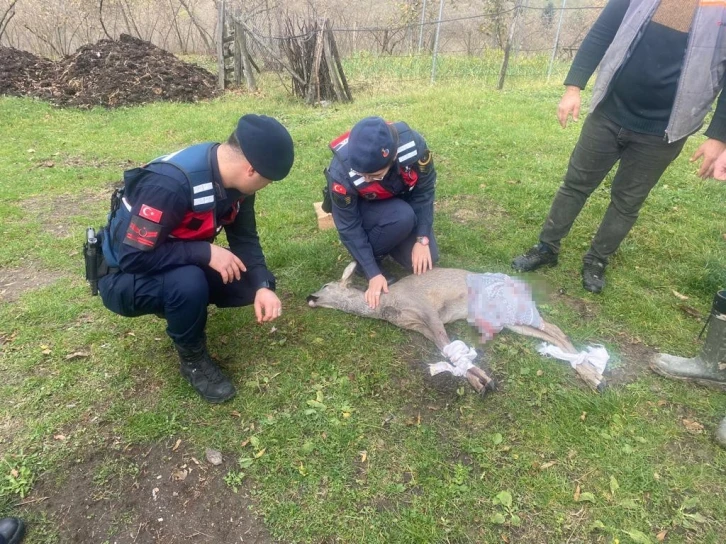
[505,323,576,353]
[505,323,604,392]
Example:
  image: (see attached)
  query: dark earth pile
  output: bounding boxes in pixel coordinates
[0,34,217,108]
[0,46,55,96]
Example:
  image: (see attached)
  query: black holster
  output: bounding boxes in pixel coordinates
[83,227,117,296]
[321,168,332,213]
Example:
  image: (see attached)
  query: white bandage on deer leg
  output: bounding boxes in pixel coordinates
[536,343,609,375]
[429,340,478,378]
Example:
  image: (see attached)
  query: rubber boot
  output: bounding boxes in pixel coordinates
[651,290,726,389]
[176,341,236,403]
[716,416,726,449]
[0,517,25,544]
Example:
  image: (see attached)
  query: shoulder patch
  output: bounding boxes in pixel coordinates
[417,150,433,174]
[123,215,162,251]
[332,184,353,208]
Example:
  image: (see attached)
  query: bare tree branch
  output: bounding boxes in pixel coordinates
[178,0,214,53]
[23,23,62,57]
[0,0,18,42]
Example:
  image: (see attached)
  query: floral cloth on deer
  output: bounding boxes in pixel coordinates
[466,273,543,343]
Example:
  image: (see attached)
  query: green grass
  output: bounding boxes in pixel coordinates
[1,68,726,543]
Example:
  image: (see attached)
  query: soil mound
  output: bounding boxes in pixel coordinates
[0,34,217,108]
[0,46,54,96]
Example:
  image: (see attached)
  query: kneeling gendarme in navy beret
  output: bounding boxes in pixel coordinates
[324,116,439,310]
[93,114,294,403]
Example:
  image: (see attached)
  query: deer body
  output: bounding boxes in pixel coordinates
[308,262,603,393]
[308,265,469,350]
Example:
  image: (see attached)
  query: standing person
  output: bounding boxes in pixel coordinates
[512,0,726,293]
[651,148,726,449]
[92,115,294,403]
[324,116,437,309]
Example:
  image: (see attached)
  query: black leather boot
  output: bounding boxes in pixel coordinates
[175,342,236,403]
[0,517,25,544]
[582,259,606,294]
[511,243,558,273]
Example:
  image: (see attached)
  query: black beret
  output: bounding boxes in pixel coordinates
[235,114,294,181]
[348,117,397,174]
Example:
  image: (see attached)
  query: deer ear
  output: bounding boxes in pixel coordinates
[341,261,358,287]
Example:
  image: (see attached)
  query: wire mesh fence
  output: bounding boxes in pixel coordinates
[1,1,605,99]
[234,1,605,96]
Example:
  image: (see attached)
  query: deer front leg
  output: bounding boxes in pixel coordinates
[466,366,497,395]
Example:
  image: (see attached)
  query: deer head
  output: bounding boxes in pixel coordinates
[307,262,378,317]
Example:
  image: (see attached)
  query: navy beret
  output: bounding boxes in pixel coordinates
[235,114,294,181]
[348,117,397,174]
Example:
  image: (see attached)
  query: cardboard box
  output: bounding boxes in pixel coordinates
[314,201,335,230]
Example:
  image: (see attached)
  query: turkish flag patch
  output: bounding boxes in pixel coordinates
[139,204,164,223]
[332,182,347,195]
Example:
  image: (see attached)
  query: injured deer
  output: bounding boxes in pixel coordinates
[307,262,605,394]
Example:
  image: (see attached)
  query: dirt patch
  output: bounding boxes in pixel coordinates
[26,440,273,544]
[435,194,509,226]
[0,264,66,303]
[1,34,217,108]
[552,290,598,321]
[21,188,114,238]
[605,339,657,387]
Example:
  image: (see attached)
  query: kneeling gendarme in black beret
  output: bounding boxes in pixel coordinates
[324,116,439,310]
[90,114,294,403]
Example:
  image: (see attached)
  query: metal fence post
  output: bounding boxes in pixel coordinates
[547,0,567,82]
[417,0,428,53]
[430,0,444,84]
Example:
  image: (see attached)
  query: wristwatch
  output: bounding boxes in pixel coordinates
[257,279,276,291]
[416,236,429,246]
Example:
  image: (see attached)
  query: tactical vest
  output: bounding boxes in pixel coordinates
[329,121,421,200]
[102,143,242,267]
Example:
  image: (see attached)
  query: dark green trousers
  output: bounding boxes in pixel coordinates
[539,109,687,264]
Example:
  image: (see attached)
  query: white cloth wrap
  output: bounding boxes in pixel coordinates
[429,340,478,377]
[536,343,609,374]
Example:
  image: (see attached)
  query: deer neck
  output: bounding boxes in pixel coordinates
[332,289,384,319]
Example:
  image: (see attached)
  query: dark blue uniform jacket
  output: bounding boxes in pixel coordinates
[103,143,274,290]
[326,122,436,279]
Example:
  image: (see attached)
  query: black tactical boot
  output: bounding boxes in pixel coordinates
[651,290,726,389]
[176,342,236,403]
[511,243,558,273]
[582,259,606,294]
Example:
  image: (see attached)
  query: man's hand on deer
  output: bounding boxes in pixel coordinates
[411,242,433,275]
[365,274,389,309]
[254,288,282,323]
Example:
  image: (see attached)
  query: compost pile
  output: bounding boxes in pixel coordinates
[0,34,217,108]
[0,47,54,96]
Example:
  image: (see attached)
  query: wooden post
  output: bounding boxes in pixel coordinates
[323,19,346,103]
[497,0,522,91]
[233,22,243,86]
[216,0,225,90]
[328,23,352,101]
[240,25,257,92]
[306,24,325,105]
